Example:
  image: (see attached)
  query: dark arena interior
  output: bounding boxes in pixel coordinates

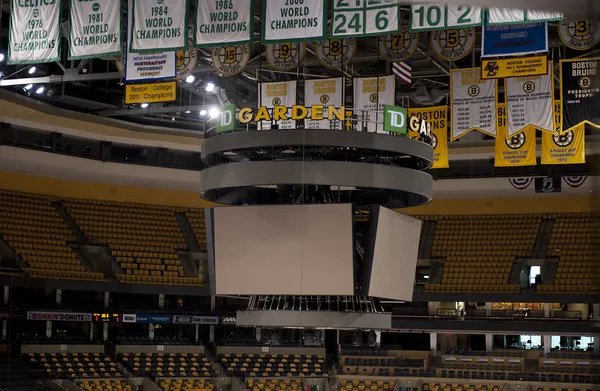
[0,1,599,391]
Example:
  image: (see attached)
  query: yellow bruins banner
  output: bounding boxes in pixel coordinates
[408,106,449,169]
[541,100,586,165]
[494,103,536,167]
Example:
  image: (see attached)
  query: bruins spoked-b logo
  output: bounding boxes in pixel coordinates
[559,20,600,50]
[378,20,418,62]
[553,130,574,147]
[369,93,378,103]
[315,38,356,69]
[430,132,438,149]
[430,28,475,62]
[266,43,306,71]
[320,94,329,104]
[506,133,526,149]
[523,81,536,94]
[211,44,250,76]
[468,84,480,97]
[272,97,282,106]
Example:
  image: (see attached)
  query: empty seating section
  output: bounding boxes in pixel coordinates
[77,380,132,391]
[424,384,502,391]
[159,378,215,391]
[26,352,123,379]
[187,209,208,251]
[64,199,199,286]
[542,213,600,294]
[339,380,396,391]
[0,356,49,391]
[119,352,215,377]
[219,353,326,377]
[247,378,303,391]
[0,190,103,281]
[424,215,539,292]
[341,355,424,376]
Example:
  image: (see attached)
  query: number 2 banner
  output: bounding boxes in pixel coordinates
[69,0,122,60]
[332,0,401,38]
[410,4,482,31]
[130,0,188,52]
[262,0,327,43]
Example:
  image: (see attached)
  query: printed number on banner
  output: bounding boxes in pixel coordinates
[333,0,399,36]
[412,5,445,30]
[446,5,481,27]
[333,11,364,35]
[216,0,233,9]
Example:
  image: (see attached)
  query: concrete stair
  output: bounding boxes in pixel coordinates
[508,259,524,285]
[177,251,198,278]
[52,201,88,245]
[69,243,94,272]
[418,221,436,259]
[532,218,555,259]
[542,258,559,284]
[175,212,202,252]
[83,245,124,279]
[0,235,16,268]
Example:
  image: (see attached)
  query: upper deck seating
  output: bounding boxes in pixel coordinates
[119,352,215,377]
[219,353,326,377]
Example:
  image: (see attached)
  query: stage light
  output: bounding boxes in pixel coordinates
[185,75,195,83]
[199,109,207,117]
[28,66,36,75]
[205,82,215,92]
[23,84,33,91]
[0,54,5,62]
[140,103,149,108]
[184,110,191,114]
[208,107,219,119]
[35,86,45,95]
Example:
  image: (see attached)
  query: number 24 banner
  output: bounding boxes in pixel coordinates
[332,0,401,37]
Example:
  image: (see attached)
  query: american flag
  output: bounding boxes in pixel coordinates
[392,62,411,86]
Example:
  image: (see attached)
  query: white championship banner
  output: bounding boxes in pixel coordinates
[69,0,122,60]
[410,4,482,31]
[505,61,554,137]
[450,68,497,140]
[8,0,62,64]
[262,0,326,43]
[304,78,344,130]
[195,0,252,47]
[487,8,562,24]
[353,75,395,134]
[130,0,188,52]
[258,81,297,130]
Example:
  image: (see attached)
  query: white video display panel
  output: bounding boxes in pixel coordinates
[213,204,354,295]
[368,207,421,301]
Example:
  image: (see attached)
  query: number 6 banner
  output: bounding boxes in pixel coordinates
[332,0,401,37]
[130,0,188,52]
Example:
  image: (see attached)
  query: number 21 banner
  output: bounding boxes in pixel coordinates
[130,0,188,52]
[69,0,122,60]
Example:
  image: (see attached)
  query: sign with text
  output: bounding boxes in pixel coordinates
[353,75,395,134]
[130,0,188,52]
[304,78,344,129]
[217,104,237,133]
[481,56,547,79]
[172,315,219,325]
[481,23,548,57]
[262,0,326,43]
[8,0,62,64]
[123,314,172,323]
[408,106,449,169]
[410,4,482,31]
[560,57,600,132]
[332,0,401,38]
[542,101,585,165]
[125,81,176,104]
[69,0,122,60]
[494,103,536,167]
[258,81,297,130]
[27,311,92,322]
[383,105,408,134]
[195,0,253,47]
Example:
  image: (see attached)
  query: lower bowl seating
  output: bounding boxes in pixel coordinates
[424,384,502,391]
[25,352,123,379]
[219,353,326,377]
[159,378,215,391]
[339,380,395,391]
[77,379,132,391]
[119,352,215,377]
[247,378,303,391]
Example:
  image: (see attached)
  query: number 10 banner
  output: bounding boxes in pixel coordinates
[410,4,482,31]
[332,0,401,38]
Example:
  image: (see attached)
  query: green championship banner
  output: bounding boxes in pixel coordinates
[262,0,327,43]
[410,4,482,31]
[195,0,253,47]
[69,0,122,60]
[8,0,62,64]
[130,0,188,52]
[487,8,562,25]
[331,0,400,38]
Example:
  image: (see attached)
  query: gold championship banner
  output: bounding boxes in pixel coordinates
[541,100,586,165]
[494,103,536,167]
[482,56,547,79]
[408,106,449,169]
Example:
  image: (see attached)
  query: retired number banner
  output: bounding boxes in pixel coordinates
[8,0,62,64]
[332,0,401,37]
[258,81,297,130]
[195,0,252,47]
[353,75,395,134]
[408,106,449,169]
[130,0,188,52]
[262,0,326,43]
[69,0,122,60]
[560,57,600,132]
[494,103,536,167]
[541,101,586,165]
[304,78,344,130]
[450,68,497,140]
[505,61,554,137]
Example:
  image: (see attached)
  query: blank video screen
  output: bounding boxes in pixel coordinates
[212,204,355,296]
[366,207,421,301]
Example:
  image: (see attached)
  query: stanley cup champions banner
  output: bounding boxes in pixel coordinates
[494,103,536,167]
[408,106,449,169]
[195,0,253,47]
[542,100,586,165]
[262,0,326,43]
[130,0,188,52]
[505,61,554,137]
[353,75,395,134]
[8,0,62,64]
[69,0,122,60]
[450,68,497,140]
[258,81,297,130]
[560,57,600,132]
[304,78,344,130]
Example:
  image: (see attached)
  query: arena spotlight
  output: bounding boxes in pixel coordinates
[140,103,149,108]
[199,109,207,117]
[184,110,191,114]
[205,82,215,92]
[208,107,219,119]
[185,75,195,84]
[0,53,5,62]
[28,66,37,75]
[23,84,34,91]
[35,86,45,95]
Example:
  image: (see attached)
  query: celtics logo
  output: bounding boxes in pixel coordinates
[377,20,418,62]
[320,94,329,104]
[369,93,378,103]
[523,81,536,94]
[506,133,526,149]
[266,43,306,71]
[553,130,574,147]
[559,20,600,50]
[211,44,250,76]
[315,38,356,69]
[468,85,480,97]
[430,28,475,62]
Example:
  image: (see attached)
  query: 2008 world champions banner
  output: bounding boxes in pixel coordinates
[8,0,62,64]
[262,0,326,43]
[559,57,600,132]
[69,0,122,60]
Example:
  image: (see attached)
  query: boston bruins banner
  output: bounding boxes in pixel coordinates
[258,81,297,130]
[69,0,122,60]
[353,75,395,134]
[541,100,586,165]
[408,106,449,169]
[195,0,252,47]
[450,68,497,140]
[262,0,326,43]
[494,103,536,167]
[505,61,554,137]
[8,0,62,64]
[560,57,600,132]
[130,0,188,52]
[430,28,475,62]
[304,78,344,130]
